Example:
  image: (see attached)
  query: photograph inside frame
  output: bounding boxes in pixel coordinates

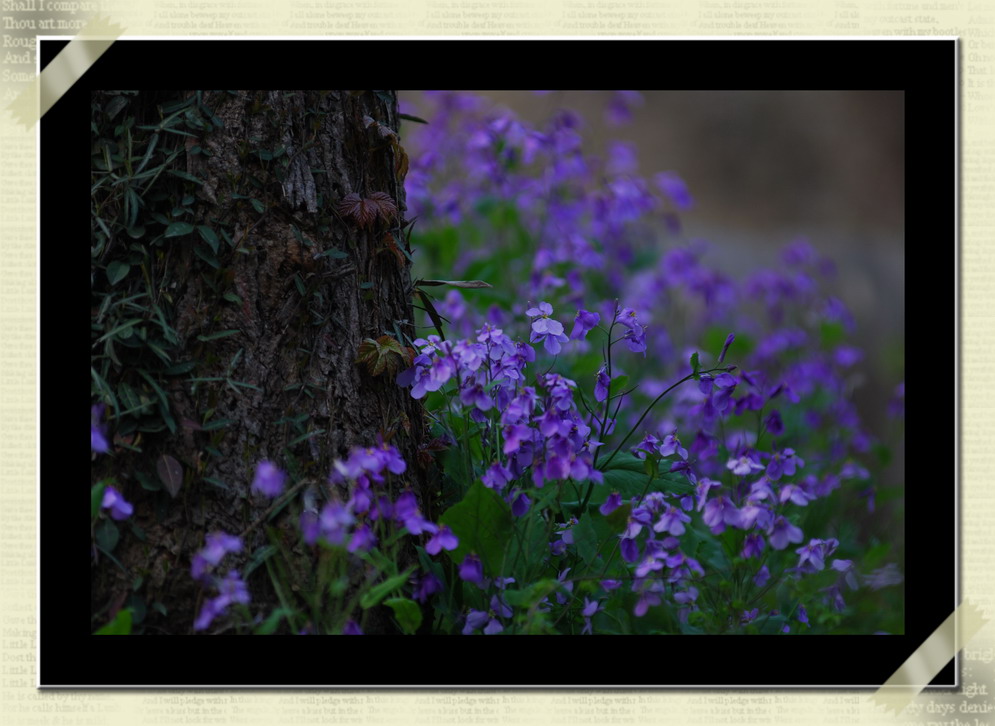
[65,38,950,687]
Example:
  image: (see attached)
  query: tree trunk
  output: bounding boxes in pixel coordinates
[90,90,427,634]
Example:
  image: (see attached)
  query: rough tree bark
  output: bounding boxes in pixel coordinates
[91,90,429,634]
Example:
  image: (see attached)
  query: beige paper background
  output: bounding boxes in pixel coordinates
[2,1,990,724]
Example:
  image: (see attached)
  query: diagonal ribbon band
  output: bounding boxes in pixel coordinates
[870,600,990,715]
[6,16,125,129]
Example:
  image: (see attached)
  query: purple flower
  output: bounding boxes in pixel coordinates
[510,489,530,517]
[741,533,765,559]
[343,620,363,635]
[831,559,860,590]
[459,381,493,411]
[768,516,804,550]
[754,564,771,588]
[727,454,763,477]
[654,171,693,211]
[251,460,286,498]
[634,591,661,617]
[594,366,611,402]
[581,597,603,634]
[462,608,503,635]
[718,333,735,363]
[765,409,784,436]
[599,491,623,516]
[426,525,459,555]
[347,524,377,553]
[481,461,513,491]
[658,432,688,460]
[605,90,643,126]
[653,504,691,536]
[766,448,803,481]
[527,301,569,355]
[193,569,250,632]
[797,604,810,626]
[459,553,484,585]
[91,404,110,454]
[702,495,742,532]
[191,531,243,581]
[570,309,600,340]
[412,572,443,603]
[312,501,355,546]
[101,485,133,521]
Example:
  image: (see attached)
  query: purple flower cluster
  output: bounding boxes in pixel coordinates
[300,438,457,559]
[400,313,604,501]
[390,92,904,633]
[191,532,249,632]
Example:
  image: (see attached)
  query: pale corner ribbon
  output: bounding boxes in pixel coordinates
[6,15,125,129]
[870,600,990,715]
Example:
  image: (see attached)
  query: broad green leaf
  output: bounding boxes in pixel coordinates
[95,519,120,553]
[164,222,195,238]
[503,579,562,608]
[94,608,133,635]
[571,514,601,565]
[439,481,513,576]
[610,374,629,398]
[106,261,130,286]
[197,225,220,253]
[385,597,422,635]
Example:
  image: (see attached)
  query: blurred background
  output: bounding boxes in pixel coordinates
[401,90,905,485]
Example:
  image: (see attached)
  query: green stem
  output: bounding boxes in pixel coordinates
[601,366,730,470]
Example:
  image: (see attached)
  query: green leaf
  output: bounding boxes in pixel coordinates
[253,607,294,635]
[93,608,133,635]
[385,597,422,635]
[439,481,514,576]
[819,322,845,348]
[250,198,265,214]
[244,545,279,579]
[360,567,415,610]
[313,247,349,260]
[106,261,130,286]
[167,169,203,185]
[197,329,240,342]
[197,226,220,254]
[91,480,108,519]
[690,351,701,381]
[162,360,197,376]
[592,453,692,508]
[571,515,601,565]
[610,374,629,398]
[194,245,220,268]
[503,579,562,608]
[164,222,195,238]
[95,519,120,553]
